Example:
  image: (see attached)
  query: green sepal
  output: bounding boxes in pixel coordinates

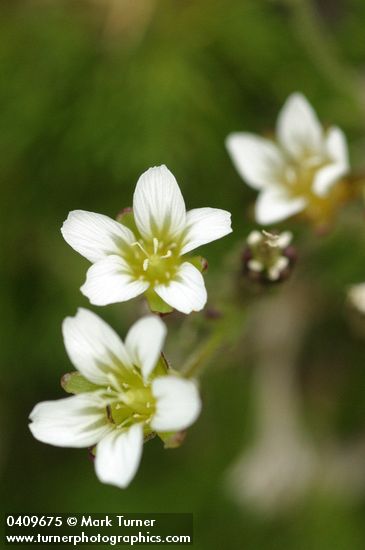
[144,430,157,443]
[61,371,101,395]
[187,255,208,273]
[153,353,170,377]
[145,289,173,314]
[116,208,139,235]
[158,430,187,449]
[88,445,96,459]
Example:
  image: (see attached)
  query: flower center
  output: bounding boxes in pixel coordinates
[283,150,332,202]
[126,237,181,285]
[102,370,156,430]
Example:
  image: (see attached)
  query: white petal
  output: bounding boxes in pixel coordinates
[81,255,149,306]
[276,231,292,249]
[226,133,286,190]
[348,283,365,314]
[62,308,133,385]
[248,259,263,272]
[247,230,263,246]
[268,256,289,281]
[155,262,207,314]
[29,394,111,448]
[326,126,349,166]
[313,127,349,196]
[277,93,323,160]
[151,376,202,432]
[256,190,307,225]
[181,208,232,255]
[312,165,345,197]
[125,316,167,381]
[133,165,186,241]
[95,424,143,489]
[61,210,135,263]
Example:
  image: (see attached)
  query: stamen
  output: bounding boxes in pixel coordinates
[153,237,159,254]
[106,404,114,423]
[117,418,131,429]
[143,258,149,271]
[160,250,172,260]
[106,372,124,394]
[131,241,149,257]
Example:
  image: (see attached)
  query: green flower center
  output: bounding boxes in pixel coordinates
[103,367,156,431]
[124,237,182,285]
[62,354,169,436]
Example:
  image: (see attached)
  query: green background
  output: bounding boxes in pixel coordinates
[2,1,365,548]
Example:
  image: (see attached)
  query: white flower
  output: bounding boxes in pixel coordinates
[61,165,232,314]
[226,93,349,224]
[29,309,201,489]
[348,283,365,314]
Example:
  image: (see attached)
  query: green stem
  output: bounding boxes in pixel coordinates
[182,330,226,379]
[181,305,247,379]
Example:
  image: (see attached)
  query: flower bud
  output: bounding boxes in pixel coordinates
[243,229,296,283]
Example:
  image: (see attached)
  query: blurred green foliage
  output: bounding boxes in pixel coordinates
[2,1,365,548]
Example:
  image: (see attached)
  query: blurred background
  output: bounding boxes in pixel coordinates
[3,0,365,548]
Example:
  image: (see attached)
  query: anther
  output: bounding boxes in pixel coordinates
[143,258,149,271]
[153,237,159,255]
[131,241,149,257]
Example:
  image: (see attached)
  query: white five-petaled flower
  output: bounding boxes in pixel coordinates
[61,165,232,314]
[226,92,349,225]
[29,309,201,489]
